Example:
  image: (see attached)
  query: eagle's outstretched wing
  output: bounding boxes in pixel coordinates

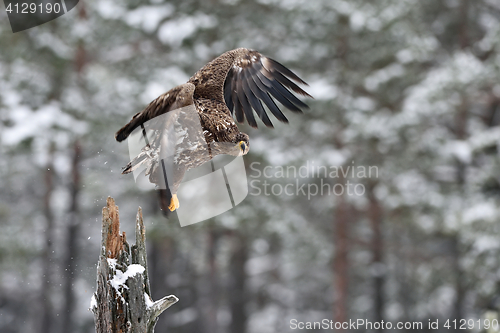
[115,83,195,142]
[223,50,311,128]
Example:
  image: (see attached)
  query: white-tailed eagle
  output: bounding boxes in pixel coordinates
[115,48,311,214]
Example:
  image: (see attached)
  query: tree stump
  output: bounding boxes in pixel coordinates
[91,197,178,332]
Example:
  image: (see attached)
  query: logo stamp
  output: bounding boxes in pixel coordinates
[4,0,79,33]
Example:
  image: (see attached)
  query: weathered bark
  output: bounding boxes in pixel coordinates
[91,197,178,333]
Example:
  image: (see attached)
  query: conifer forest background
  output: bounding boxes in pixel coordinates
[1,0,500,332]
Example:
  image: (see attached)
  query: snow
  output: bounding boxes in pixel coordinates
[469,127,500,151]
[444,140,472,164]
[364,63,405,91]
[33,32,72,59]
[169,307,198,326]
[349,10,367,31]
[353,96,376,112]
[463,202,497,224]
[247,305,284,333]
[90,294,97,310]
[107,259,145,292]
[396,49,414,63]
[404,52,485,120]
[157,13,217,46]
[474,236,500,253]
[428,285,456,318]
[107,258,117,268]
[393,170,437,206]
[140,67,189,103]
[306,78,336,100]
[124,5,175,33]
[94,0,126,19]
[2,102,88,146]
[245,255,276,276]
[144,293,154,308]
[141,82,166,103]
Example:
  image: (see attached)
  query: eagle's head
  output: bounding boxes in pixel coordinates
[235,132,250,156]
[210,132,249,157]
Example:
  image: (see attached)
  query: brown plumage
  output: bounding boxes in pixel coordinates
[115,48,311,215]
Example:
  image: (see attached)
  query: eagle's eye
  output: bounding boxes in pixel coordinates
[239,141,246,152]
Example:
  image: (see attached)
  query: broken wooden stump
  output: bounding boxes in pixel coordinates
[91,197,178,333]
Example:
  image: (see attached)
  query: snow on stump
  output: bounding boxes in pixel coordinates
[91,197,178,333]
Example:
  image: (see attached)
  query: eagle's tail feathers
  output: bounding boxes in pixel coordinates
[115,112,144,142]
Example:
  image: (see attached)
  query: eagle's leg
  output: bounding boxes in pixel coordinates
[168,194,180,211]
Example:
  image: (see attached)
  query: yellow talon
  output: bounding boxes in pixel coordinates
[168,194,179,211]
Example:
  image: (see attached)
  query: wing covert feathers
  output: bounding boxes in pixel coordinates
[115,83,195,142]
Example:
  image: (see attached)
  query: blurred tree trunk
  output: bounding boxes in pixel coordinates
[449,0,471,315]
[202,224,220,333]
[397,226,412,321]
[61,3,88,330]
[450,96,468,330]
[61,140,81,333]
[459,0,469,49]
[229,231,248,333]
[368,184,385,331]
[40,143,55,333]
[451,235,464,326]
[333,193,349,328]
[332,13,351,329]
[149,237,174,333]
